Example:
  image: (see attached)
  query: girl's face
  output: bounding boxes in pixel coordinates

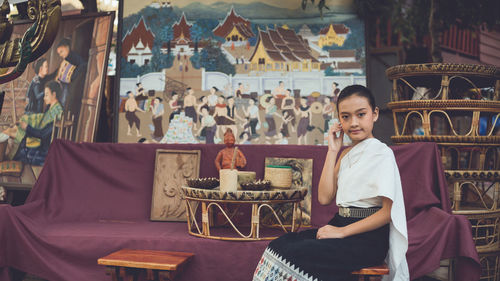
[338,94,378,145]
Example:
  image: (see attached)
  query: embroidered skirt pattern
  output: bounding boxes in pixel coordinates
[253,214,389,281]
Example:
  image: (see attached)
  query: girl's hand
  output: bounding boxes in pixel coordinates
[328,122,343,152]
[316,225,345,239]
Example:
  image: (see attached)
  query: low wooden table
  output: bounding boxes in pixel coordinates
[97,249,194,281]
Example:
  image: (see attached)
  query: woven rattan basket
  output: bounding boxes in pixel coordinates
[264,165,292,189]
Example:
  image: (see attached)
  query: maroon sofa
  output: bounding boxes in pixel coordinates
[0,140,479,281]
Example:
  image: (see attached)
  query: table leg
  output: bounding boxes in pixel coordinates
[158,270,175,281]
[291,202,298,232]
[105,266,119,281]
[201,202,210,236]
[251,203,259,239]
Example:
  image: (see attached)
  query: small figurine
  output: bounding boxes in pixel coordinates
[215,128,246,171]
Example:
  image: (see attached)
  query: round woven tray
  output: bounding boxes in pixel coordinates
[386,63,500,80]
[182,186,308,201]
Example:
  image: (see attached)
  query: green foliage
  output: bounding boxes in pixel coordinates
[190,51,202,69]
[324,66,340,76]
[120,58,143,78]
[199,44,235,76]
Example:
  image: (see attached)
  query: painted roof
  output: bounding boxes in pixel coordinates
[336,61,362,69]
[249,27,318,63]
[122,17,155,58]
[213,7,255,39]
[329,49,356,58]
[173,12,192,41]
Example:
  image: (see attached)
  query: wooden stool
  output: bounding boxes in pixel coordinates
[351,264,389,281]
[98,249,194,281]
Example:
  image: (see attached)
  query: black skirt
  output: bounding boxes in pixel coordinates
[253,213,389,281]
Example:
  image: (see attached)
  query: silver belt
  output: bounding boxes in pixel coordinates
[338,207,381,218]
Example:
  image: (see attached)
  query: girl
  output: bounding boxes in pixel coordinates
[253,85,408,281]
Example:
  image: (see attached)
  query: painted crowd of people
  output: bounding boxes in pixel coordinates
[123,81,342,145]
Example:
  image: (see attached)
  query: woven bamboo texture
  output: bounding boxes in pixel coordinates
[478,249,500,281]
[387,64,500,280]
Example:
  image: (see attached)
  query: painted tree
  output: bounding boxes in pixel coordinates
[159,25,174,54]
[199,43,235,76]
[191,23,204,52]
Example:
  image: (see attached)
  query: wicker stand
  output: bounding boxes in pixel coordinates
[181,186,308,241]
[386,63,500,281]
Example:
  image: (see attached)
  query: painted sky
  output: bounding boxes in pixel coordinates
[124,0,354,17]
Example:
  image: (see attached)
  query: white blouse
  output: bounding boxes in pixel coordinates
[336,138,409,281]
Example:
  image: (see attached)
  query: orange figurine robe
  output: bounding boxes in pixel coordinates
[215,129,247,171]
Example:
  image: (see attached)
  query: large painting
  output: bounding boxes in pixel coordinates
[0,13,113,184]
[117,0,365,145]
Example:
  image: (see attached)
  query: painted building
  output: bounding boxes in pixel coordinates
[318,23,350,48]
[249,27,320,72]
[331,61,363,74]
[213,7,255,46]
[122,17,155,66]
[318,49,357,64]
[162,12,204,56]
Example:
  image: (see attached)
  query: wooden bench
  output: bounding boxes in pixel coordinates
[351,264,389,281]
[98,249,194,281]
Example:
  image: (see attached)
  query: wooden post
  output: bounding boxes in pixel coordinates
[453,182,461,211]
[441,75,450,100]
[494,183,499,210]
[392,79,398,102]
[494,80,500,101]
[393,112,400,136]
[472,111,480,136]
[423,110,431,136]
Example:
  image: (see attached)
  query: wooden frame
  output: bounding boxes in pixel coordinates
[150,149,201,222]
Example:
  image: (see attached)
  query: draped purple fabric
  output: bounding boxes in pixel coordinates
[0,140,479,281]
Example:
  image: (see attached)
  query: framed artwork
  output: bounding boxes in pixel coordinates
[264,157,313,226]
[117,1,365,145]
[0,12,114,187]
[150,149,201,221]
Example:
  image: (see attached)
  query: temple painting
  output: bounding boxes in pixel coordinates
[118,0,366,145]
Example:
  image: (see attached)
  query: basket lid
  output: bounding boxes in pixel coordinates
[266,165,292,169]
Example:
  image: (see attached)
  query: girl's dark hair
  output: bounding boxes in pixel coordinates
[155,97,163,102]
[45,80,62,101]
[336,85,376,112]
